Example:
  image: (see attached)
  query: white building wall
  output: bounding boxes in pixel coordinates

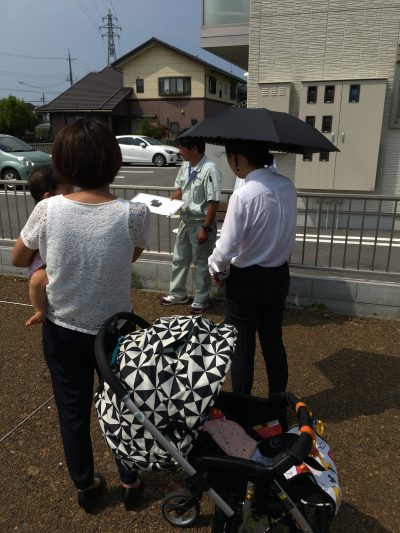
[248,0,400,193]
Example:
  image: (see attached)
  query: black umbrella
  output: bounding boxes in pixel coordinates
[177,107,338,154]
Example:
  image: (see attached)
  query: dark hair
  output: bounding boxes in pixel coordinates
[177,137,205,154]
[52,118,122,189]
[28,163,62,204]
[225,140,274,167]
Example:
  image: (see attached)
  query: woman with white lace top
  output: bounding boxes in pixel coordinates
[12,119,150,512]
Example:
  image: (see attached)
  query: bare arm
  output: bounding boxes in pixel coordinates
[132,247,144,263]
[12,238,36,267]
[170,188,183,201]
[203,200,219,227]
[197,200,220,245]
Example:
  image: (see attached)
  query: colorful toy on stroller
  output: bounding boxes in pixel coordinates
[94,312,341,532]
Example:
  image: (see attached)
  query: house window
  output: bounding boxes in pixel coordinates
[349,84,360,103]
[321,116,333,133]
[324,85,335,103]
[209,76,217,94]
[305,116,315,127]
[219,82,222,98]
[158,77,191,96]
[223,81,228,96]
[230,80,237,100]
[307,86,317,104]
[136,78,144,93]
[319,152,330,162]
[303,152,313,161]
[169,122,180,134]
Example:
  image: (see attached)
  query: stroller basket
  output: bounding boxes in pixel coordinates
[94,312,339,532]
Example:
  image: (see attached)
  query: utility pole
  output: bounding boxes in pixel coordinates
[42,93,45,105]
[100,10,121,66]
[67,50,75,86]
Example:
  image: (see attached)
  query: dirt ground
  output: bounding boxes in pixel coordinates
[0,274,399,533]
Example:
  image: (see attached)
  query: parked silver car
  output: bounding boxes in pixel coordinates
[0,134,51,188]
[116,135,181,167]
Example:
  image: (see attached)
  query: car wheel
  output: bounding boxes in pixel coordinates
[1,168,21,190]
[153,153,167,167]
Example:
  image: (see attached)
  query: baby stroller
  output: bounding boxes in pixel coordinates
[94,312,340,532]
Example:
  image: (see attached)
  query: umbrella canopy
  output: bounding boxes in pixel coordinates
[178,107,338,154]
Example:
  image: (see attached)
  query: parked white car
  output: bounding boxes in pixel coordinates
[116,135,181,167]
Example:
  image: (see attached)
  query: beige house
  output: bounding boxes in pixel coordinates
[201,0,400,194]
[113,37,245,137]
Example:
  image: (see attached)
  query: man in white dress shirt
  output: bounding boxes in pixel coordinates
[208,141,297,395]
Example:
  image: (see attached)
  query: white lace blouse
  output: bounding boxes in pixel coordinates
[21,196,150,334]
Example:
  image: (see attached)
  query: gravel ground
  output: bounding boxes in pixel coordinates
[0,274,399,532]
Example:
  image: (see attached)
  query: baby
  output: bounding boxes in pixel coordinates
[26,164,73,326]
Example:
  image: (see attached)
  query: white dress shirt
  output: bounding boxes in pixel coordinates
[208,167,297,277]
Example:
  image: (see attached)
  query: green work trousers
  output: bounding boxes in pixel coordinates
[170,220,216,306]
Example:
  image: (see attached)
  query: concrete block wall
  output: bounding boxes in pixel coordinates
[2,245,399,319]
[135,256,400,319]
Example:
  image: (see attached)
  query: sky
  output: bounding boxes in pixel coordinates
[0,0,244,106]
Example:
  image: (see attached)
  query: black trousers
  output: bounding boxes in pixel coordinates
[224,263,290,396]
[42,319,138,490]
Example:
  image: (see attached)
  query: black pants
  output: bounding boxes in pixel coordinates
[225,263,290,396]
[42,319,138,490]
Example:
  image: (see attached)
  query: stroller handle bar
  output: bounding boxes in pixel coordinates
[95,314,315,499]
[95,311,236,518]
[198,392,315,481]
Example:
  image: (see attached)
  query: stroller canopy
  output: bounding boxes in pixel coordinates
[95,315,237,471]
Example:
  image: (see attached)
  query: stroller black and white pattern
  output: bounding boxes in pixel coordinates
[94,313,340,532]
[95,314,236,471]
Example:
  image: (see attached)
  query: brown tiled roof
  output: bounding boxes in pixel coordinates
[37,67,131,112]
[113,37,245,84]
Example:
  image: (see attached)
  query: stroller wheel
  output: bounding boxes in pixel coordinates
[161,490,200,527]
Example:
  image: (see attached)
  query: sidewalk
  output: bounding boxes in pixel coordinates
[0,274,399,532]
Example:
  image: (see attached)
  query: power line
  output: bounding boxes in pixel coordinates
[90,0,103,18]
[0,86,59,94]
[18,80,67,89]
[0,72,64,79]
[0,50,65,60]
[75,0,101,34]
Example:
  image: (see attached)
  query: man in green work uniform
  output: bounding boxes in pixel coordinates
[160,138,221,314]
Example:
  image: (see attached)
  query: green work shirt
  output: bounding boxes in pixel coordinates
[175,155,222,222]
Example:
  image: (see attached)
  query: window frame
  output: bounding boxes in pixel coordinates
[209,76,217,94]
[324,85,335,103]
[158,76,191,96]
[169,122,180,134]
[307,86,318,104]
[349,84,360,103]
[136,78,144,94]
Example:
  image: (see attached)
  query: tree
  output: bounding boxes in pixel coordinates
[0,95,34,137]
[138,117,167,139]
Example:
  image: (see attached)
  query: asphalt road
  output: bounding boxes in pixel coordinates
[115,164,180,189]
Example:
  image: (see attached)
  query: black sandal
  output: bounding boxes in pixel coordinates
[77,473,105,512]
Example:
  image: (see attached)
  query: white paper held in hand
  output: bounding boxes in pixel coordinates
[131,193,184,217]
